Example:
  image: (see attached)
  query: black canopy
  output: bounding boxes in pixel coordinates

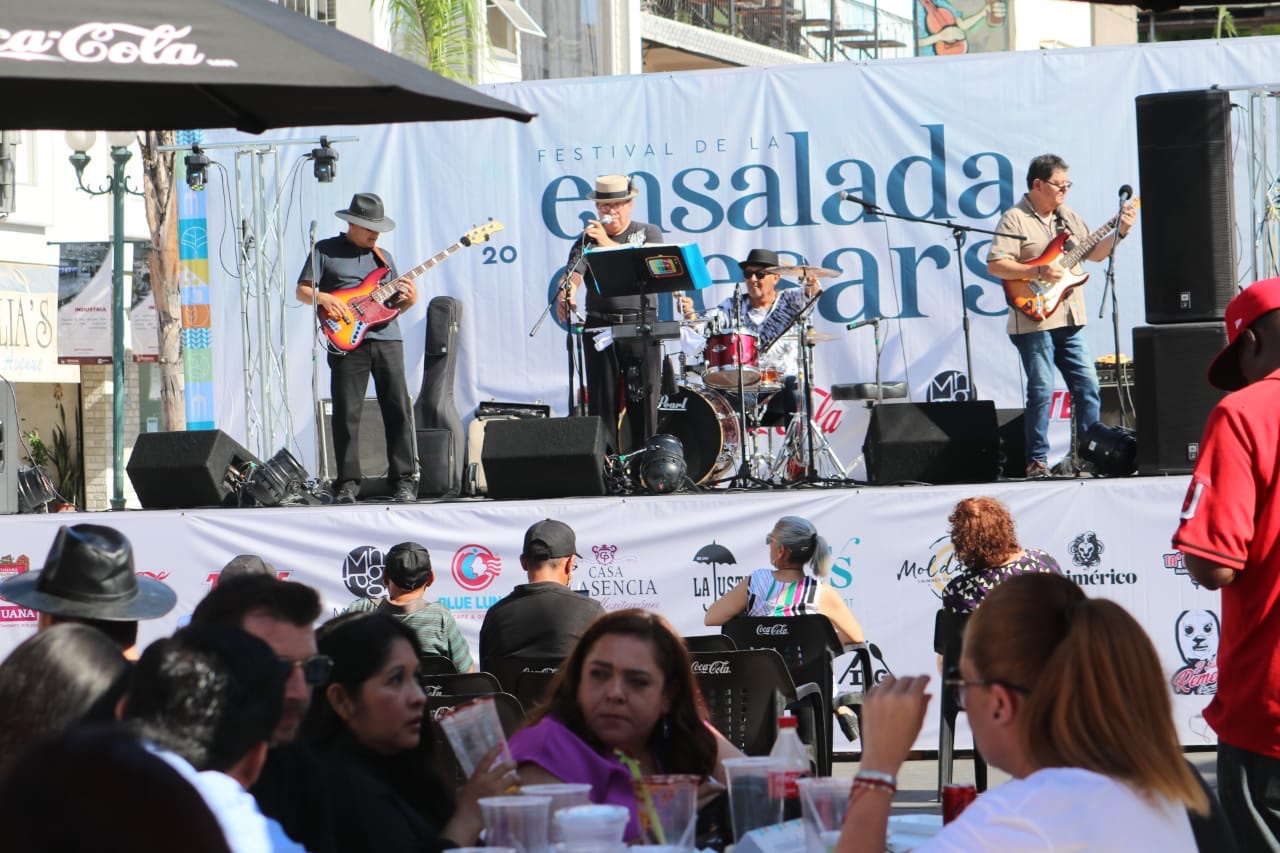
[0,0,533,133]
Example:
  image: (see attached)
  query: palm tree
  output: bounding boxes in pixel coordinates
[379,0,482,82]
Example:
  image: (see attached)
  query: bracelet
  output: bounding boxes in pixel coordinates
[854,770,898,788]
[850,770,897,798]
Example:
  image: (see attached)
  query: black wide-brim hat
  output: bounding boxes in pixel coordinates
[0,524,177,621]
[336,192,396,233]
[739,248,781,271]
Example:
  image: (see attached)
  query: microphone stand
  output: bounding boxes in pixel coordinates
[1097,197,1132,429]
[531,234,591,415]
[842,198,1023,401]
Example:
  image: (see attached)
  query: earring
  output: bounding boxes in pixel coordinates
[662,714,671,738]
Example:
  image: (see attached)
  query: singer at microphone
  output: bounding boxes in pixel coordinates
[555,174,663,455]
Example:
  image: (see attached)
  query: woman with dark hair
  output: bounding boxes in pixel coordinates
[941,496,1060,614]
[301,612,513,851]
[0,726,232,853]
[0,623,131,779]
[836,573,1208,852]
[510,609,741,842]
[704,515,864,643]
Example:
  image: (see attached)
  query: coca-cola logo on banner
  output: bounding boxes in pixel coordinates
[692,659,731,675]
[0,24,234,67]
[1170,608,1219,696]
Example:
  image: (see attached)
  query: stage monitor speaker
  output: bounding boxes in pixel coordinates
[1133,323,1228,474]
[127,429,260,508]
[481,417,607,499]
[316,398,391,498]
[864,401,999,485]
[1136,90,1236,324]
[995,408,1026,480]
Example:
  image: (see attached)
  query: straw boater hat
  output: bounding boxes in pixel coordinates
[0,524,177,621]
[587,174,638,201]
[335,192,396,232]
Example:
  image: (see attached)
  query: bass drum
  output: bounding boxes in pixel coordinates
[655,386,740,485]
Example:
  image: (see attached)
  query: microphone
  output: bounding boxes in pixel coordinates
[846,316,881,331]
[308,219,317,244]
[597,214,614,225]
[1118,184,1133,201]
[838,191,877,209]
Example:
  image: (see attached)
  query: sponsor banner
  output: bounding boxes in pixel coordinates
[0,261,59,381]
[0,476,1217,752]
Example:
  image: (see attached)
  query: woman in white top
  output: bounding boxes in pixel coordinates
[836,572,1207,853]
[703,515,864,644]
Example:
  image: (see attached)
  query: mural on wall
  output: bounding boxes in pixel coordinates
[915,0,1009,55]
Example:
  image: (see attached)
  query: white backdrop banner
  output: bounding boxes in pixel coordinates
[199,37,1272,471]
[0,478,1218,753]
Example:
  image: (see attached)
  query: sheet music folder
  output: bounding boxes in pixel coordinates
[584,242,713,298]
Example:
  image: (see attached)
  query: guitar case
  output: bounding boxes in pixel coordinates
[414,296,464,497]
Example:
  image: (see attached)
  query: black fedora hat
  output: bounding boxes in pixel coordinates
[738,248,781,271]
[0,524,177,621]
[335,192,396,233]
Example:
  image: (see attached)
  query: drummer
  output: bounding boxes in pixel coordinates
[676,248,821,422]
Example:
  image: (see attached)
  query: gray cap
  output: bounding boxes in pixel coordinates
[522,519,580,561]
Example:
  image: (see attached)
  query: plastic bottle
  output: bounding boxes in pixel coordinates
[768,712,809,821]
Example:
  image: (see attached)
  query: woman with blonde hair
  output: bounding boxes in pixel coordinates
[836,573,1208,852]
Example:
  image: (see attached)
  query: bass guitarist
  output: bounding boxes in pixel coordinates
[297,192,418,504]
[986,154,1138,480]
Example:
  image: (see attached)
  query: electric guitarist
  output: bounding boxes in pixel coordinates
[986,154,1138,481]
[297,192,418,505]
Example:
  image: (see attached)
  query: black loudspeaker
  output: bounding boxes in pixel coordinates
[127,430,260,508]
[864,401,1000,485]
[1133,324,1228,474]
[1136,90,1236,323]
[317,398,391,498]
[481,417,607,499]
[995,408,1026,479]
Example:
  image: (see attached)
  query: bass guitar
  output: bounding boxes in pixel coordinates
[1001,199,1140,321]
[321,220,503,352]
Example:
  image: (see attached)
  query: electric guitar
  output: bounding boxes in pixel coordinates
[320,220,504,352]
[1001,200,1140,321]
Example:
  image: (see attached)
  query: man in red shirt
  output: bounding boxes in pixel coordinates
[1173,276,1280,850]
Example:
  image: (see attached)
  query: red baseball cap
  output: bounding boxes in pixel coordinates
[1208,277,1280,391]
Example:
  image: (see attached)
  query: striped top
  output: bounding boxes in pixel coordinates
[346,596,474,673]
[745,567,820,617]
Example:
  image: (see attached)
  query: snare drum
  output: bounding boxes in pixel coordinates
[655,386,740,484]
[756,368,783,393]
[704,329,761,389]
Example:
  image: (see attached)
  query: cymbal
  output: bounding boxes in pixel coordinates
[766,264,840,279]
[805,331,840,343]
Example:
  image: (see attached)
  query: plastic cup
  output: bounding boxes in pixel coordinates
[724,756,783,842]
[634,773,699,848]
[480,795,551,853]
[797,777,853,853]
[438,696,512,777]
[522,783,593,843]
[553,803,630,844]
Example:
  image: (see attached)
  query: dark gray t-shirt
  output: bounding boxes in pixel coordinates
[299,233,403,342]
[478,582,605,674]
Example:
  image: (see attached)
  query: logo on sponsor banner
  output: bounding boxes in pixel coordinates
[692,659,731,675]
[575,543,653,599]
[1170,609,1219,696]
[927,370,970,402]
[592,544,618,565]
[1068,532,1104,568]
[838,643,892,691]
[451,545,501,592]
[342,546,386,599]
[689,541,746,610]
[0,24,234,68]
[137,570,171,583]
[896,533,960,600]
[0,553,34,624]
[202,568,293,589]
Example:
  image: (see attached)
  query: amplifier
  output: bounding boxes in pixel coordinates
[1095,361,1135,387]
[475,401,551,420]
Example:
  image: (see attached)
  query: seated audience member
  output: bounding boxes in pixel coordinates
[834,573,1208,853]
[220,554,279,580]
[346,542,473,672]
[302,612,514,851]
[0,726,232,853]
[479,518,604,674]
[124,624,304,853]
[0,523,176,658]
[704,515,864,643]
[0,623,131,778]
[941,496,1061,614]
[190,575,337,853]
[511,609,742,842]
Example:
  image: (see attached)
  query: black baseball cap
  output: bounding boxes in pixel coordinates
[522,519,580,561]
[383,542,433,590]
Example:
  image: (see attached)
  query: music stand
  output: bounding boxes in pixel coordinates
[585,243,712,447]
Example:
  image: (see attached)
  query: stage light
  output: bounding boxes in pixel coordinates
[1080,422,1137,477]
[639,433,687,495]
[17,466,56,513]
[310,136,338,183]
[247,447,310,507]
[184,145,211,191]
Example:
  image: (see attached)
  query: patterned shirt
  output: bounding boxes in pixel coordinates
[745,567,821,617]
[941,548,1062,614]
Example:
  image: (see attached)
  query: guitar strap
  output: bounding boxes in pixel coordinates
[370,245,390,270]
[1054,210,1078,253]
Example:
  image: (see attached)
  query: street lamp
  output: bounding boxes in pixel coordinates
[65,130,143,511]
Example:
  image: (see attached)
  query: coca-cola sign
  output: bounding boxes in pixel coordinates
[691,660,731,675]
[755,623,789,636]
[0,23,234,67]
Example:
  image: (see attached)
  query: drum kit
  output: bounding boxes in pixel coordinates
[656,264,848,487]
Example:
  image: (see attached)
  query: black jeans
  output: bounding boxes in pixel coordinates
[1218,741,1280,852]
[327,338,415,487]
[585,333,660,454]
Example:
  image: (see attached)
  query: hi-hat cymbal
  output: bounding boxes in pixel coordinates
[766,264,840,279]
[805,331,840,343]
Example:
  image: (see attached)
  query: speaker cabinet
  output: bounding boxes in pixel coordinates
[995,408,1026,480]
[864,401,1000,485]
[127,430,260,508]
[1133,324,1228,474]
[316,398,391,498]
[481,417,607,499]
[1136,90,1237,323]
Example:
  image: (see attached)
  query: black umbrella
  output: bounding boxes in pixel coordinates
[693,542,736,566]
[0,0,533,132]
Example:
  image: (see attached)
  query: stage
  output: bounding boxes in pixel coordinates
[0,473,1216,754]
